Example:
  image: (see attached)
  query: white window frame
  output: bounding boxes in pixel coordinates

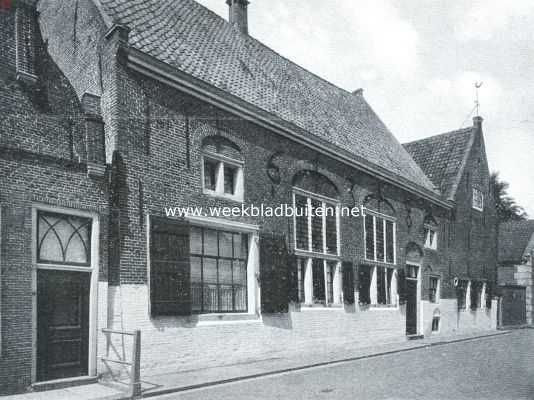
[472,188,484,211]
[202,152,244,202]
[299,258,343,307]
[431,314,441,334]
[363,211,397,265]
[369,265,398,307]
[292,188,341,258]
[424,225,438,250]
[31,204,100,383]
[148,215,261,319]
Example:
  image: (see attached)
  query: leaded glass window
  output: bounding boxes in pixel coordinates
[190,227,248,313]
[364,213,396,264]
[37,212,92,266]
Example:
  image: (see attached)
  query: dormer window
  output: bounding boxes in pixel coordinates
[472,188,484,211]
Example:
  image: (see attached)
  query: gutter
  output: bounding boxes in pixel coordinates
[126,48,453,210]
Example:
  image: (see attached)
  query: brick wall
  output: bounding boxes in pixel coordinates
[0,5,109,394]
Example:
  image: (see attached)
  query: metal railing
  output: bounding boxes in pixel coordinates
[101,328,141,399]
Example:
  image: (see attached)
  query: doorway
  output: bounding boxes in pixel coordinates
[37,270,90,382]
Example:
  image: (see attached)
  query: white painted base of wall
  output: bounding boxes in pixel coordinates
[422,299,497,337]
[98,285,498,378]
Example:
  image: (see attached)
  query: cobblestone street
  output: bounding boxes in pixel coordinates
[158,330,534,400]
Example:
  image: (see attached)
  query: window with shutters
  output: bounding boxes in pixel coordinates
[292,188,341,307]
[190,227,248,313]
[364,212,396,265]
[150,218,251,316]
[297,258,342,306]
[359,265,397,307]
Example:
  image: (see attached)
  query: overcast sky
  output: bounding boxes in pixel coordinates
[197,0,534,216]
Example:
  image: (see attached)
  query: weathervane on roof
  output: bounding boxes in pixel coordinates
[474,81,483,117]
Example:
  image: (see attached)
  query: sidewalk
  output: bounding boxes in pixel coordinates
[2,329,512,400]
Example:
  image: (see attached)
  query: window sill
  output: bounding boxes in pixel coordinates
[360,304,398,310]
[203,189,244,203]
[293,249,340,260]
[299,304,344,311]
[362,259,397,267]
[196,313,261,326]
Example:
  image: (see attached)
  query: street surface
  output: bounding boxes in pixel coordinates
[157,329,534,400]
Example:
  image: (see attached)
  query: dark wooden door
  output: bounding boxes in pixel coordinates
[406,279,418,335]
[37,270,90,382]
[501,286,526,326]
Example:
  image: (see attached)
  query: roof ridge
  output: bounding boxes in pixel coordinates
[403,126,473,147]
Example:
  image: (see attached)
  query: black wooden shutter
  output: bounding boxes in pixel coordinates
[260,233,290,313]
[342,261,355,305]
[397,268,407,304]
[288,253,299,303]
[485,282,492,308]
[422,273,430,301]
[150,217,191,317]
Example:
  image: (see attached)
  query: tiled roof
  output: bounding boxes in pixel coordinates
[499,220,534,263]
[95,0,436,193]
[403,127,474,200]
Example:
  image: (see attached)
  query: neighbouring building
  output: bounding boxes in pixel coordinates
[498,220,534,326]
[404,123,499,336]
[0,0,498,395]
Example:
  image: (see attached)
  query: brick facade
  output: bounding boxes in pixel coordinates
[0,0,498,394]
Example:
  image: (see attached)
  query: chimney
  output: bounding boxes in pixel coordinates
[226,0,249,35]
[473,116,483,130]
[353,88,364,96]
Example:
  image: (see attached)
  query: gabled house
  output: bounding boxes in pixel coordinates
[404,118,498,334]
[0,0,498,394]
[498,220,534,325]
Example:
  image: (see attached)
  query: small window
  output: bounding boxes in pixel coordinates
[472,188,484,211]
[432,316,440,332]
[202,154,243,201]
[429,276,439,303]
[424,227,438,250]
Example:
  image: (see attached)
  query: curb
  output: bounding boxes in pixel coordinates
[115,330,512,399]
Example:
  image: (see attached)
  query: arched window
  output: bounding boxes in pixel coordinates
[363,195,396,265]
[201,137,244,201]
[292,171,342,307]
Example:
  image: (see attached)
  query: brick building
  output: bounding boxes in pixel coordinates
[498,220,534,325]
[0,0,497,394]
